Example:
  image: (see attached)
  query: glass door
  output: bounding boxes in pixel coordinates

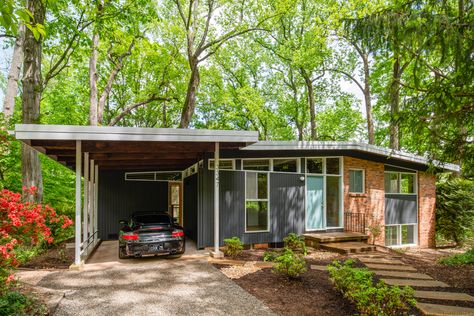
[306,176,324,230]
[326,176,341,227]
[168,182,182,226]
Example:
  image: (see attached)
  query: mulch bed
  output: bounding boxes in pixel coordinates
[217,263,358,316]
[20,239,74,269]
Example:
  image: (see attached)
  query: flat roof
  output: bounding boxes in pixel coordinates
[243,141,460,172]
[14,124,259,171]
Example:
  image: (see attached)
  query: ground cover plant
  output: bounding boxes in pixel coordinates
[224,237,243,258]
[328,259,416,316]
[438,247,474,266]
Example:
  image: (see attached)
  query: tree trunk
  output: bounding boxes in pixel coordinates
[389,55,401,150]
[362,53,375,145]
[301,70,316,140]
[162,100,167,128]
[179,62,200,128]
[3,24,25,120]
[89,31,99,126]
[21,0,45,203]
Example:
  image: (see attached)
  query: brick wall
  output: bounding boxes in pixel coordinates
[418,172,436,248]
[343,157,385,245]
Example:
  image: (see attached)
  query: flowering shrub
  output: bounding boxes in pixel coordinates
[0,187,73,290]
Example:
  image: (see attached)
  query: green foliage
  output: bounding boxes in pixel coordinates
[436,176,474,246]
[273,248,307,279]
[223,237,243,258]
[283,233,307,255]
[263,250,279,262]
[438,247,474,266]
[0,290,47,316]
[328,260,416,316]
[368,224,382,245]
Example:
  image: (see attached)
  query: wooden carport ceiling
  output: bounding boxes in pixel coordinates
[15,125,258,171]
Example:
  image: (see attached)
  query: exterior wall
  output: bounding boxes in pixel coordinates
[343,157,385,244]
[418,172,436,247]
[197,167,305,248]
[98,170,168,240]
[183,173,198,241]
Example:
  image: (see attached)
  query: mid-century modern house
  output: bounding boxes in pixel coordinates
[13,124,459,265]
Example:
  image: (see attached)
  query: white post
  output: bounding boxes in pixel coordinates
[89,159,95,248]
[74,140,82,266]
[83,153,89,245]
[94,164,99,243]
[212,142,221,257]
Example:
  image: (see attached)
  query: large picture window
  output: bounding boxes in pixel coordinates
[385,224,417,246]
[384,172,416,194]
[245,172,269,232]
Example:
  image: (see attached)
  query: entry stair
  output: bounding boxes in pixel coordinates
[303,232,375,254]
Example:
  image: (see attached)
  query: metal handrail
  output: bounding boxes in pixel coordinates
[344,212,366,234]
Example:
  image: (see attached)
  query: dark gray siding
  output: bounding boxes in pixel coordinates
[385,194,418,224]
[98,170,168,240]
[183,173,198,241]
[197,166,305,248]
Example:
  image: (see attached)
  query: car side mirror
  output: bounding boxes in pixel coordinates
[119,219,127,226]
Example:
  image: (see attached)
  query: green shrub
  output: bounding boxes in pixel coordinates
[283,233,307,255]
[438,247,474,266]
[263,250,278,262]
[273,248,307,279]
[436,176,474,246]
[328,260,416,316]
[223,237,243,257]
[368,224,382,245]
[0,290,47,316]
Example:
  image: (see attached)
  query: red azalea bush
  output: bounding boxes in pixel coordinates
[0,187,73,290]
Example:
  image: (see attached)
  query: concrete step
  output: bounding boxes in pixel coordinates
[373,270,433,280]
[364,263,417,271]
[310,265,328,271]
[319,242,376,254]
[304,232,369,244]
[415,290,474,302]
[357,257,405,265]
[416,302,474,316]
[382,278,450,288]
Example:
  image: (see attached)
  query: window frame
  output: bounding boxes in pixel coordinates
[348,168,365,194]
[242,158,272,172]
[208,159,235,170]
[244,170,270,233]
[384,223,418,247]
[384,171,417,195]
[271,158,300,174]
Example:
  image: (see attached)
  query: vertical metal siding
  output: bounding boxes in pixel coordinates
[98,171,168,240]
[183,173,198,241]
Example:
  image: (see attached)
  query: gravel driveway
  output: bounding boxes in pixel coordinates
[34,258,275,316]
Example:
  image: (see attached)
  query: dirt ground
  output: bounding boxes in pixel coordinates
[20,240,74,269]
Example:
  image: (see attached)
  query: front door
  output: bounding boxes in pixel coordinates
[306,176,324,230]
[168,182,183,226]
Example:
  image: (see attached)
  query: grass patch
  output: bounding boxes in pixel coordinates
[438,247,474,266]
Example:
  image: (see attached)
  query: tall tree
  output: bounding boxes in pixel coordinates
[21,0,45,202]
[169,0,273,128]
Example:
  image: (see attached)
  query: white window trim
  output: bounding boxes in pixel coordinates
[125,171,182,182]
[244,171,270,233]
[208,159,235,170]
[384,171,418,195]
[385,223,418,247]
[304,157,344,230]
[349,168,365,194]
[241,158,272,172]
[271,157,300,174]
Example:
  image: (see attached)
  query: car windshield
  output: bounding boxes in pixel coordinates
[134,214,171,225]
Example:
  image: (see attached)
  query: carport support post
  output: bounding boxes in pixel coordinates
[83,153,89,246]
[89,159,95,247]
[74,140,82,266]
[94,164,99,243]
[211,142,223,258]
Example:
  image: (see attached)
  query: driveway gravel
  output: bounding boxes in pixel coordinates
[35,258,275,316]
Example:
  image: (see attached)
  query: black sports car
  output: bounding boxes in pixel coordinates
[118,212,185,259]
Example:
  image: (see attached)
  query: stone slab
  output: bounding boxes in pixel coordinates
[365,263,417,271]
[416,303,474,316]
[414,290,474,302]
[382,278,449,287]
[374,270,433,280]
[358,257,405,265]
[310,265,328,271]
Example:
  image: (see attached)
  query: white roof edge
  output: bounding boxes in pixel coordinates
[14,124,259,143]
[243,141,460,172]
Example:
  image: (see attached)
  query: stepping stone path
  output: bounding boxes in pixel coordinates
[352,253,474,316]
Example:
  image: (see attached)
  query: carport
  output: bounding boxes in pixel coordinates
[14,124,258,266]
